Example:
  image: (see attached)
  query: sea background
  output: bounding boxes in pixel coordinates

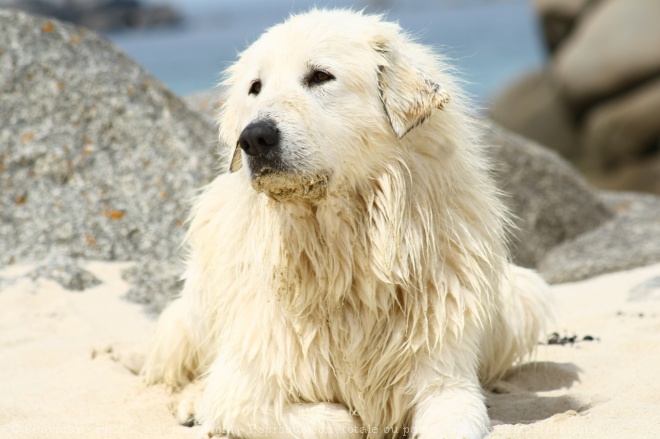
[107,0,545,104]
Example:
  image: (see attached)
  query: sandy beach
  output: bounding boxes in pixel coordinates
[0,262,194,439]
[1,261,659,438]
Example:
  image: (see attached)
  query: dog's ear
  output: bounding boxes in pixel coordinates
[229,144,242,172]
[374,38,451,139]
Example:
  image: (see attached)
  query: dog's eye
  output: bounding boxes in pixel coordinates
[249,80,262,95]
[307,70,335,86]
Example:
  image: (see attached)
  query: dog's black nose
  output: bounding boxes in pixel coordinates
[238,120,280,157]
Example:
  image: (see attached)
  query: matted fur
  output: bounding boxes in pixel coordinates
[143,9,553,439]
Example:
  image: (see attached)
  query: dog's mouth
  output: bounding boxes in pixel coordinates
[251,167,329,204]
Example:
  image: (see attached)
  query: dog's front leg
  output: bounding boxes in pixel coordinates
[197,360,362,439]
[410,377,489,439]
[142,297,199,389]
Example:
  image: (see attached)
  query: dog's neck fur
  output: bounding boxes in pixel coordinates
[270,190,370,316]
[269,142,508,320]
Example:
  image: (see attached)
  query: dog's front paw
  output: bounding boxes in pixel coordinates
[411,384,489,439]
[170,379,205,427]
[141,298,199,389]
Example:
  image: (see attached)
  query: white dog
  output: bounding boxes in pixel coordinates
[143,9,552,439]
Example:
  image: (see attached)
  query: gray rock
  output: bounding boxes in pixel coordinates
[553,0,660,106]
[27,256,101,291]
[488,124,660,283]
[591,155,660,195]
[539,191,660,283]
[498,0,660,196]
[485,124,613,268]
[489,69,579,160]
[122,260,183,315]
[581,75,660,173]
[531,0,598,53]
[0,11,217,298]
[183,88,224,126]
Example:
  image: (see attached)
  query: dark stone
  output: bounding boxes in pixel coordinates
[539,191,660,283]
[489,69,579,160]
[28,256,101,291]
[485,123,613,269]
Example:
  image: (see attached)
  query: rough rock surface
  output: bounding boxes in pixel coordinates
[122,260,183,314]
[485,124,613,268]
[539,192,660,283]
[488,123,660,284]
[27,256,101,291]
[0,10,217,305]
[183,88,224,126]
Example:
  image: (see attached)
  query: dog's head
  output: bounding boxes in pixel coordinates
[219,9,453,203]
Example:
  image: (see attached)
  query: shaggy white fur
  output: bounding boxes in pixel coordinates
[142,9,553,439]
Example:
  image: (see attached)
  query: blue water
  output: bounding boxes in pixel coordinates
[107,0,545,103]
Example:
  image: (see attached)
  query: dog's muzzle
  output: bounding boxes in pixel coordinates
[235,120,328,203]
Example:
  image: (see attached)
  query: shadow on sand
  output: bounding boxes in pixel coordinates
[486,361,593,425]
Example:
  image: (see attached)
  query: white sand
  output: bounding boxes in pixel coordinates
[1,261,660,438]
[0,262,195,439]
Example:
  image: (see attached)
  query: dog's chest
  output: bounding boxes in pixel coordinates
[273,204,415,420]
[281,290,412,420]
[280,297,368,388]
